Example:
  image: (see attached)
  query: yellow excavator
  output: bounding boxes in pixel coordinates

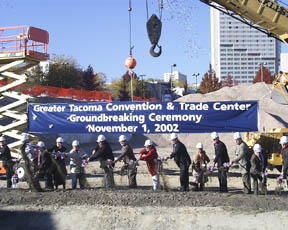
[200,0,288,105]
[244,128,288,171]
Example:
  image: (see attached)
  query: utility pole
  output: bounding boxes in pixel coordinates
[170,64,176,93]
[138,74,146,99]
[192,73,200,92]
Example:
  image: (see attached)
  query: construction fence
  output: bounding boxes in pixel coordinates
[0,81,159,102]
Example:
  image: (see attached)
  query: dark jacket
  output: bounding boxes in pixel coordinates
[170,141,191,168]
[90,141,114,162]
[0,144,12,167]
[117,144,136,164]
[250,154,262,175]
[213,140,230,167]
[40,149,53,171]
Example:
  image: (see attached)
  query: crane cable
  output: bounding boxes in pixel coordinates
[128,0,134,56]
[146,0,164,20]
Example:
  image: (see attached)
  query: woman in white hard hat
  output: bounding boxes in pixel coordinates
[138,139,159,190]
[191,142,210,191]
[48,137,67,190]
[68,140,88,189]
[280,136,288,187]
[89,134,115,188]
[114,135,137,188]
[250,144,264,195]
[37,141,54,190]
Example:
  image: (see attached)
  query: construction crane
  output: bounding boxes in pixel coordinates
[200,0,288,104]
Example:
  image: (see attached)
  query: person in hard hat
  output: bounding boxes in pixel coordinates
[280,136,288,186]
[37,141,54,190]
[211,132,230,193]
[68,140,88,189]
[114,135,137,188]
[230,132,252,194]
[48,137,67,190]
[250,144,265,195]
[89,134,115,188]
[0,136,13,188]
[138,139,159,190]
[166,133,191,192]
[191,142,210,191]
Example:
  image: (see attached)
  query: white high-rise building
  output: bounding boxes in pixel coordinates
[163,71,187,84]
[211,8,281,84]
[280,53,288,72]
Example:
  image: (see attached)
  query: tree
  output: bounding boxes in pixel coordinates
[108,71,149,101]
[222,74,233,87]
[253,65,274,84]
[43,61,83,89]
[81,65,97,91]
[199,65,222,94]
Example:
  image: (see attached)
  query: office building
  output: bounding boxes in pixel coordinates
[211,7,281,84]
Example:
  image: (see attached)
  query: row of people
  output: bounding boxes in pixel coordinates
[1,133,288,194]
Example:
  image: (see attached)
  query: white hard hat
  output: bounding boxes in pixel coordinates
[72,140,80,146]
[170,133,178,140]
[196,142,203,149]
[56,137,64,143]
[97,134,106,142]
[119,135,127,142]
[211,132,219,140]
[253,144,262,153]
[144,139,153,147]
[233,132,242,140]
[20,135,29,142]
[280,136,288,145]
[0,136,6,142]
[37,141,45,148]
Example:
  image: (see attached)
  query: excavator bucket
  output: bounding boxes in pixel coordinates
[271,72,288,105]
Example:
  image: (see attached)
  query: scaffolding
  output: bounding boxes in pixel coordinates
[0,26,49,156]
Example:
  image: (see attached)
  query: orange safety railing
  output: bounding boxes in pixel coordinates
[0,80,112,102]
[0,26,49,61]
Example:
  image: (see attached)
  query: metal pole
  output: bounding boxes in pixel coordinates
[131,71,133,101]
[261,64,263,82]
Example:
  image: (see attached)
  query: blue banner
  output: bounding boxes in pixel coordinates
[28,101,258,134]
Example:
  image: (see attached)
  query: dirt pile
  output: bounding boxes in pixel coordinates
[146,83,288,155]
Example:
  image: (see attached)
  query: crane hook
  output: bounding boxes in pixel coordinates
[150,44,162,57]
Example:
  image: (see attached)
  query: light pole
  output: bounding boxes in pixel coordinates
[258,62,267,82]
[138,74,146,98]
[170,64,176,92]
[192,73,200,92]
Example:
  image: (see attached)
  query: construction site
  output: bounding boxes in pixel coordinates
[1,1,288,230]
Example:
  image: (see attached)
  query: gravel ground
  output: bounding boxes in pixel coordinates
[1,148,288,230]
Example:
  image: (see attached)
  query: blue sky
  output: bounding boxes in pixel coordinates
[1,0,288,83]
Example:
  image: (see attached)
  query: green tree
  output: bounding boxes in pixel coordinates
[108,71,149,101]
[81,65,96,91]
[199,65,222,94]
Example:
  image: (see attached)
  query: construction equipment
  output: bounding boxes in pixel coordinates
[244,128,288,171]
[0,26,49,157]
[271,72,288,104]
[200,0,288,104]
[200,0,288,45]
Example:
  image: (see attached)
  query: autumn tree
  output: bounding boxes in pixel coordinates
[199,65,222,94]
[253,65,274,84]
[222,74,233,87]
